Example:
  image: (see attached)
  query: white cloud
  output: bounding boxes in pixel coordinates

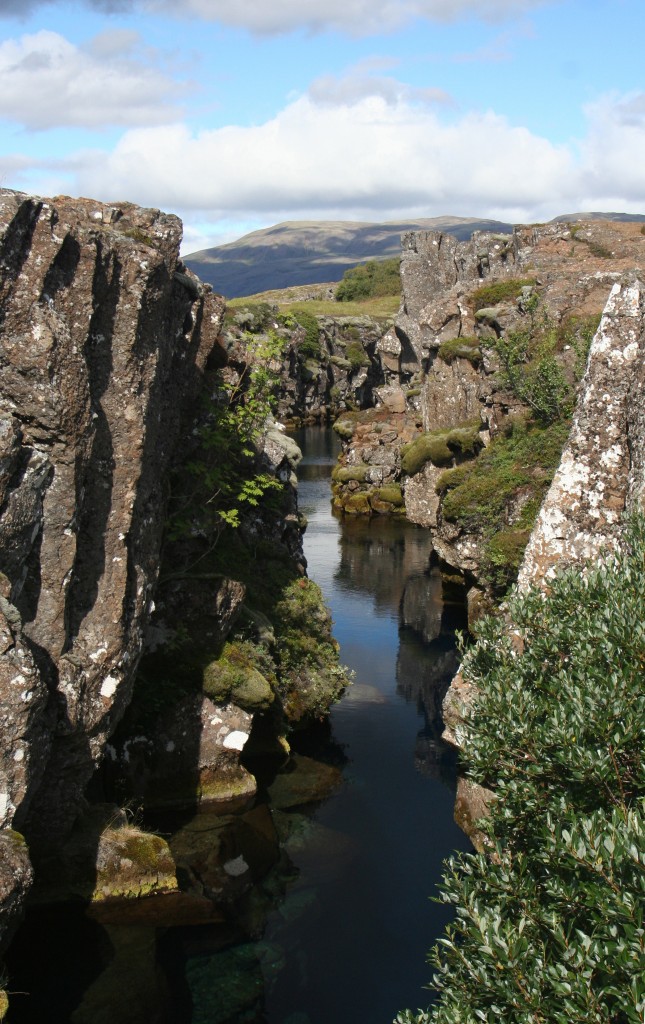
[577,92,645,208]
[147,0,550,34]
[0,0,551,33]
[0,29,189,130]
[67,84,575,224]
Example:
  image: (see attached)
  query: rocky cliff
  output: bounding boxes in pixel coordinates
[0,189,230,950]
[331,219,645,600]
[0,190,351,993]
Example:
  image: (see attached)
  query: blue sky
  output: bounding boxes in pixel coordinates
[0,0,643,254]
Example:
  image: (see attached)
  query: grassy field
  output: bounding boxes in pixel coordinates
[226,288,400,321]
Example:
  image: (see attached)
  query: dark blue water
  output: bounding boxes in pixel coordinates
[6,427,469,1024]
[249,426,470,1024]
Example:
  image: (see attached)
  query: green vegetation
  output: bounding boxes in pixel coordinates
[404,518,645,1024]
[437,336,481,366]
[469,277,536,312]
[345,340,371,370]
[293,309,323,360]
[401,422,482,475]
[438,416,569,591]
[335,257,401,302]
[169,332,283,539]
[495,310,599,425]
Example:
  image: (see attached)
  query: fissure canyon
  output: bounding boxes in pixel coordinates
[0,188,644,1023]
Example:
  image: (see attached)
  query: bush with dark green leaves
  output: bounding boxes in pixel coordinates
[335,257,401,301]
[399,518,645,1024]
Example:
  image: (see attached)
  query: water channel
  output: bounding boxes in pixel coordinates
[6,426,470,1024]
[249,425,471,1024]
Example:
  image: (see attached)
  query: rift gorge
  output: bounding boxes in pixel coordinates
[0,191,643,1024]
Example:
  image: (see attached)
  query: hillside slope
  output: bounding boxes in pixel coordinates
[184,217,513,297]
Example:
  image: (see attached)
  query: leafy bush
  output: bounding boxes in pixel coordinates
[403,518,645,1024]
[335,257,401,302]
[295,309,323,360]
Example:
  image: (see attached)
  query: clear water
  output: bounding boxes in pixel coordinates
[252,426,471,1024]
[6,427,469,1024]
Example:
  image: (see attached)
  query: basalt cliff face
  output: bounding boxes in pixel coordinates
[0,190,226,848]
[0,191,349,993]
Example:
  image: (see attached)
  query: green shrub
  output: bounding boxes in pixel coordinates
[437,336,482,366]
[412,518,645,1024]
[469,277,536,312]
[335,257,401,302]
[345,340,370,370]
[295,309,323,359]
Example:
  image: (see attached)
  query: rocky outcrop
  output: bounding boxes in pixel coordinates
[518,277,645,586]
[332,219,645,603]
[441,275,645,847]
[0,189,230,973]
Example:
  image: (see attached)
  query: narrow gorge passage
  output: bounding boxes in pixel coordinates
[248,426,471,1024]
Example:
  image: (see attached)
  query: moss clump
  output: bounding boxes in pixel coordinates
[483,527,532,591]
[343,492,372,514]
[333,413,360,439]
[376,484,404,506]
[331,464,370,483]
[345,341,370,370]
[437,336,482,366]
[330,355,352,370]
[401,422,482,476]
[469,277,536,312]
[203,641,275,711]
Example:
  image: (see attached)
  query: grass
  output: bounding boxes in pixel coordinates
[227,292,400,320]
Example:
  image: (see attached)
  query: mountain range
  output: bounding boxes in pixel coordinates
[184,213,645,299]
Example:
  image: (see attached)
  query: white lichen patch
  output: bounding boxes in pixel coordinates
[223,730,249,751]
[100,674,119,698]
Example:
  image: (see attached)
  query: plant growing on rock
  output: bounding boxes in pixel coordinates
[400,517,645,1024]
[169,332,284,543]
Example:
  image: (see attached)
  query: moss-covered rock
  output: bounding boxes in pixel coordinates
[376,484,404,506]
[401,422,482,476]
[331,464,370,483]
[202,642,275,711]
[342,492,372,514]
[437,335,482,366]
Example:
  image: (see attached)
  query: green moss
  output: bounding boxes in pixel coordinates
[401,422,482,476]
[343,492,372,514]
[331,464,370,483]
[330,355,352,370]
[203,641,275,711]
[345,341,370,370]
[333,414,359,439]
[469,277,536,312]
[483,527,532,591]
[438,418,570,592]
[376,484,404,506]
[437,336,482,366]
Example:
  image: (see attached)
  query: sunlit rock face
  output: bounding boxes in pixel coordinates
[0,188,226,848]
[518,277,645,587]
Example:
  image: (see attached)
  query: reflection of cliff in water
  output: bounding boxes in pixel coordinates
[334,515,434,615]
[397,564,467,783]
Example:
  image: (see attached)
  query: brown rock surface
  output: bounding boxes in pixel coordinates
[0,189,225,850]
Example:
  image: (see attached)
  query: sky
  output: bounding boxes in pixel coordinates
[0,0,643,255]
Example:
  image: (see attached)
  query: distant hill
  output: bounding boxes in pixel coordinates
[184,213,645,299]
[184,217,514,298]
